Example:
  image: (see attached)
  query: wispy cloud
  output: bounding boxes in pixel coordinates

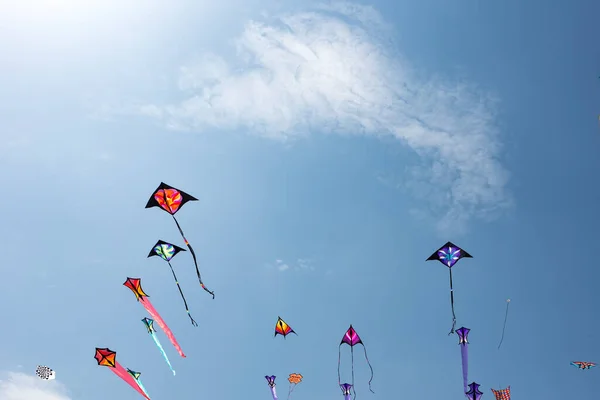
[138,1,511,232]
[0,372,71,400]
[276,259,290,271]
[269,258,315,272]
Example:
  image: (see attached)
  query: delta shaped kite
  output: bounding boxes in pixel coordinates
[265,375,278,400]
[124,277,186,358]
[456,327,470,395]
[142,317,176,375]
[571,361,596,370]
[340,383,353,400]
[148,239,198,326]
[466,382,483,400]
[491,386,511,400]
[337,325,374,399]
[35,365,55,380]
[145,182,214,298]
[274,317,297,339]
[127,368,150,399]
[426,241,473,334]
[287,373,303,400]
[94,348,150,400]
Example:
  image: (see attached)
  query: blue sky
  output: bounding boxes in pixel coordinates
[0,0,599,399]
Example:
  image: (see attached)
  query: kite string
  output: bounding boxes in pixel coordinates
[497,300,510,349]
[448,268,457,335]
[362,344,375,394]
[351,346,357,400]
[172,215,215,299]
[167,261,198,327]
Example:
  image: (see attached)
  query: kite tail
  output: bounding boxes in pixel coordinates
[448,269,457,335]
[362,344,375,394]
[460,344,468,395]
[351,346,357,400]
[150,332,176,375]
[112,361,150,400]
[286,383,296,400]
[135,378,150,399]
[497,300,510,350]
[140,297,186,358]
[270,386,278,400]
[167,261,198,327]
[172,215,215,299]
[337,345,342,386]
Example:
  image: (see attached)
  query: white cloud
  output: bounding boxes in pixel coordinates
[0,372,71,400]
[139,2,511,232]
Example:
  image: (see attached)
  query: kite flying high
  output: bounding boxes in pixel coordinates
[146,182,215,298]
[456,327,470,395]
[491,386,511,400]
[265,375,278,400]
[571,361,596,370]
[338,325,374,399]
[142,317,176,375]
[426,241,473,334]
[94,348,150,400]
[274,317,297,339]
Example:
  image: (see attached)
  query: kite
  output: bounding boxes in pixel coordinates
[265,375,278,400]
[466,382,483,400]
[497,299,510,349]
[275,317,297,339]
[148,239,198,326]
[491,386,511,400]
[456,327,470,395]
[571,361,597,370]
[35,365,55,380]
[94,348,150,400]
[287,373,303,400]
[146,182,214,298]
[142,317,176,375]
[337,325,374,399]
[426,241,473,334]
[124,277,186,358]
[127,368,150,399]
[340,383,353,400]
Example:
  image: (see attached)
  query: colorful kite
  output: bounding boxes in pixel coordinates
[466,382,483,400]
[123,277,186,358]
[491,386,511,400]
[497,299,511,349]
[287,373,303,400]
[571,361,597,370]
[148,239,198,326]
[142,317,176,375]
[340,383,353,400]
[94,348,150,400]
[35,365,55,380]
[127,368,150,399]
[337,325,374,398]
[265,375,278,400]
[456,327,470,395]
[146,182,214,298]
[426,241,473,334]
[275,317,297,339]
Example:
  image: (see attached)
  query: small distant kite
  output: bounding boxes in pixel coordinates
[571,361,597,370]
[426,241,473,334]
[127,368,150,399]
[142,317,176,375]
[466,382,483,400]
[146,182,214,298]
[265,375,278,400]
[274,317,297,339]
[94,348,150,400]
[287,373,303,400]
[124,277,186,358]
[456,327,470,395]
[35,366,55,380]
[340,383,353,400]
[491,386,511,400]
[148,239,198,326]
[338,325,374,399]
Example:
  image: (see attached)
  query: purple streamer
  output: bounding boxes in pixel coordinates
[460,344,468,395]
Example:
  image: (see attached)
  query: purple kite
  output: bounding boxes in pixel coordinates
[466,382,483,400]
[456,327,470,395]
[426,241,473,334]
[265,375,278,400]
[340,383,352,400]
[337,325,374,399]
